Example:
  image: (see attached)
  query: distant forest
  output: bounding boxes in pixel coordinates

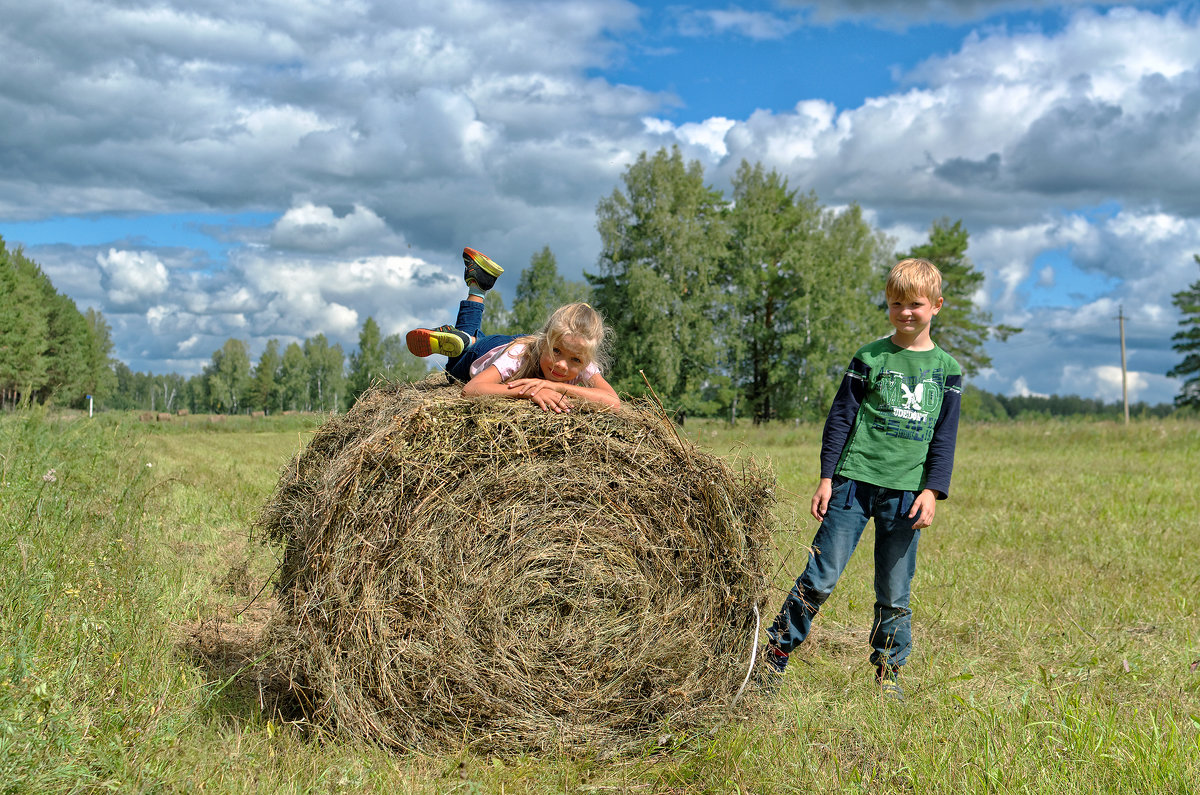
[3,148,1194,421]
[0,234,1182,423]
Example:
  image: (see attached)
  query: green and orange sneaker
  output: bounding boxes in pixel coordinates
[463,247,503,291]
[406,325,470,358]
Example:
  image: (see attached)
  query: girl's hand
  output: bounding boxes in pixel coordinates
[505,377,563,396]
[506,378,571,412]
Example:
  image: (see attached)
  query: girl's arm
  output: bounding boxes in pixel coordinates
[460,365,573,413]
[462,366,620,411]
[507,373,621,410]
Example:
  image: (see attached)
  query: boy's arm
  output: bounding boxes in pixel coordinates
[922,372,962,499]
[819,358,869,478]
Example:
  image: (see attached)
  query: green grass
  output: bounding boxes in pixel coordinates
[2,411,1197,793]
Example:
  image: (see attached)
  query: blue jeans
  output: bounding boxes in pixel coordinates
[767,476,922,668]
[444,300,520,382]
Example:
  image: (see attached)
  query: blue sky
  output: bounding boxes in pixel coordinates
[1,0,1198,404]
[597,9,978,119]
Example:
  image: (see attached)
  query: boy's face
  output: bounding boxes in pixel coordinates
[888,291,943,338]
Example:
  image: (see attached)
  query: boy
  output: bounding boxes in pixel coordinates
[764,258,962,700]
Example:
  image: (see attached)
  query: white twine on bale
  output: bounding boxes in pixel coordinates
[731,603,761,707]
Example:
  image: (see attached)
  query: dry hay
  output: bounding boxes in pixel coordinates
[256,377,776,754]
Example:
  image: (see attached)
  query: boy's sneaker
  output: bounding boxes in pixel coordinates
[765,644,789,674]
[876,665,904,701]
[463,247,503,291]
[753,643,789,696]
[406,325,470,358]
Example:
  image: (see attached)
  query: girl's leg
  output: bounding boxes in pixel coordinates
[453,299,485,338]
[869,489,921,669]
[768,477,871,653]
[446,333,518,382]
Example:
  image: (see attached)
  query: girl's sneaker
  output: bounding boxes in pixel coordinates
[406,325,470,358]
[463,247,503,291]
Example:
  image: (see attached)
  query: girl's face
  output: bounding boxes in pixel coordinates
[540,334,589,382]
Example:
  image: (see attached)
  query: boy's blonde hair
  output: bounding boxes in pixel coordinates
[508,302,612,383]
[887,258,944,302]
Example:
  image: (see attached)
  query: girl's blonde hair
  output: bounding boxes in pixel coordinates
[507,303,612,383]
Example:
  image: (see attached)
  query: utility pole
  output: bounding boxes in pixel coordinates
[1119,305,1129,424]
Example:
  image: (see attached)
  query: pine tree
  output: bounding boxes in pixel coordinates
[900,219,1020,375]
[1168,255,1200,408]
[509,247,591,334]
[796,203,894,419]
[724,163,823,421]
[37,290,92,406]
[0,240,50,407]
[84,308,118,407]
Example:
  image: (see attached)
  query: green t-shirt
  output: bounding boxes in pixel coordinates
[833,339,963,494]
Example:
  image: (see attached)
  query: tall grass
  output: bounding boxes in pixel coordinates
[1,411,1197,793]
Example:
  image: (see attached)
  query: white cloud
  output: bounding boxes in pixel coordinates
[673,8,804,40]
[270,203,392,252]
[789,0,1168,27]
[1059,363,1149,403]
[1010,376,1047,398]
[97,249,169,307]
[3,2,1199,406]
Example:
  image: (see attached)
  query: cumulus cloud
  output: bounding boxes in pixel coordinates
[672,7,805,39]
[96,249,169,308]
[783,0,1168,26]
[269,203,393,252]
[4,1,1199,404]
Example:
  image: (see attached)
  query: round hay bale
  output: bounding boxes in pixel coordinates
[256,377,775,754]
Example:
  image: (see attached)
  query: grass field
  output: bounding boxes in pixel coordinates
[1,409,1197,793]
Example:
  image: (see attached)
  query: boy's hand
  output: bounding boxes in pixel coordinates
[908,489,938,529]
[811,478,833,522]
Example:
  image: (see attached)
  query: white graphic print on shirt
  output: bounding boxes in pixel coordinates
[872,368,945,441]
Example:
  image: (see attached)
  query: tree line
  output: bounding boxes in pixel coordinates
[5,148,1199,416]
[0,238,116,410]
[105,321,432,415]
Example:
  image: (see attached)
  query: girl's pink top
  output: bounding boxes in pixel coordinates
[470,342,600,385]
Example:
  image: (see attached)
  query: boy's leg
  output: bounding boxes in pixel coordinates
[767,477,870,655]
[869,489,922,670]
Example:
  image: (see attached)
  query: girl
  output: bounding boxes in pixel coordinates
[406,247,620,412]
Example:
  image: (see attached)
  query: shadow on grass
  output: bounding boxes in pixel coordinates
[179,583,307,728]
